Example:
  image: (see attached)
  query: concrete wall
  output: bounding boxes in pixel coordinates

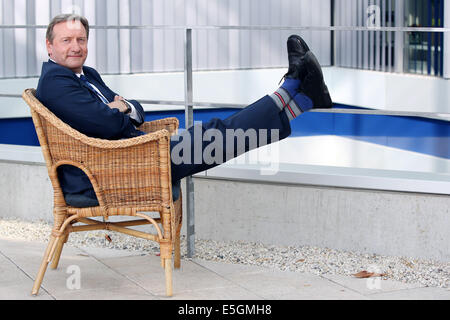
[0,161,52,222]
[192,177,450,262]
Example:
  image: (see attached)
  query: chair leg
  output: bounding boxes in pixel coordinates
[50,234,68,269]
[31,235,57,296]
[174,198,183,269]
[165,257,173,297]
[174,235,181,269]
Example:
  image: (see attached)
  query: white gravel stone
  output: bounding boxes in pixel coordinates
[0,218,448,288]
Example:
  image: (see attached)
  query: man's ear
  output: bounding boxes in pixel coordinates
[46,38,52,58]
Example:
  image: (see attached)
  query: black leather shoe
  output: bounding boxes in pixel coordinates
[299,51,333,109]
[283,34,310,81]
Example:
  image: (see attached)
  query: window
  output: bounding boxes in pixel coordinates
[404,0,444,76]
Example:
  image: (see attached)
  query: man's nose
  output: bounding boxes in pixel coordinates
[70,40,81,52]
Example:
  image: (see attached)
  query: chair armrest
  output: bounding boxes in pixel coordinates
[138,118,179,136]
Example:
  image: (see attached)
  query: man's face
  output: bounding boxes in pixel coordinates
[46,20,88,73]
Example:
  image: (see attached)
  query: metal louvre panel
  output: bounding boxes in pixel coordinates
[2,0,15,77]
[0,0,448,78]
[0,0,3,78]
[0,0,331,78]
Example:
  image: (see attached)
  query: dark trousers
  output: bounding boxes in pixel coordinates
[170,95,291,182]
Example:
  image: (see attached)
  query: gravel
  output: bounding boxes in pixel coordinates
[0,218,448,288]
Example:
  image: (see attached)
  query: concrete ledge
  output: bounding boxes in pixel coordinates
[0,144,44,164]
[3,142,447,196]
[204,162,450,196]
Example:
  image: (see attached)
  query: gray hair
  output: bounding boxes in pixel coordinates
[46,14,90,43]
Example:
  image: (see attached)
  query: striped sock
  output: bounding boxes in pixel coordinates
[270,88,313,120]
[269,78,313,120]
[284,92,313,121]
[269,78,300,110]
[269,87,292,111]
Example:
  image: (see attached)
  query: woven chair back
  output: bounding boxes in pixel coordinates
[22,88,171,211]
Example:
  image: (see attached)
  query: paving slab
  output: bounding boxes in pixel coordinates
[193,259,367,299]
[0,238,448,300]
[368,287,450,300]
[0,253,53,300]
[99,254,243,298]
[321,273,426,296]
[54,285,158,300]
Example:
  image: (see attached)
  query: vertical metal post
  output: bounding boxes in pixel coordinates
[444,0,450,78]
[184,28,195,258]
[427,0,432,75]
[394,0,405,73]
[439,0,444,77]
[330,0,335,67]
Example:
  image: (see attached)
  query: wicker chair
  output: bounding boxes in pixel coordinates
[22,88,183,297]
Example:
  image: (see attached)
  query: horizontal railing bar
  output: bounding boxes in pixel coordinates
[1,93,448,121]
[0,94,22,98]
[138,99,244,108]
[0,24,449,33]
[144,100,450,121]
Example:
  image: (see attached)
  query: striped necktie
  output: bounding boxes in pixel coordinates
[79,74,110,104]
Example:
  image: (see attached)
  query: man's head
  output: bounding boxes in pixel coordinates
[46,14,90,73]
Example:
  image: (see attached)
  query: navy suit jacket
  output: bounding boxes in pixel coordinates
[36,60,146,199]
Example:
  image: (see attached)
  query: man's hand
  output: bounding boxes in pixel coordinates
[107,95,128,113]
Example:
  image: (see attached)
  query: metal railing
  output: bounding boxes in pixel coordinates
[0,23,449,75]
[1,24,449,31]
[1,24,450,257]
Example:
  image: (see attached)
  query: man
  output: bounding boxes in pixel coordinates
[36,14,332,207]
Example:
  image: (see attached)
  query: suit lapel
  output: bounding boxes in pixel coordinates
[81,69,112,103]
[79,74,111,104]
[78,76,102,102]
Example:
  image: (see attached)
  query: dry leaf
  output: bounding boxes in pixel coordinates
[401,259,414,268]
[353,270,385,278]
[105,234,112,242]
